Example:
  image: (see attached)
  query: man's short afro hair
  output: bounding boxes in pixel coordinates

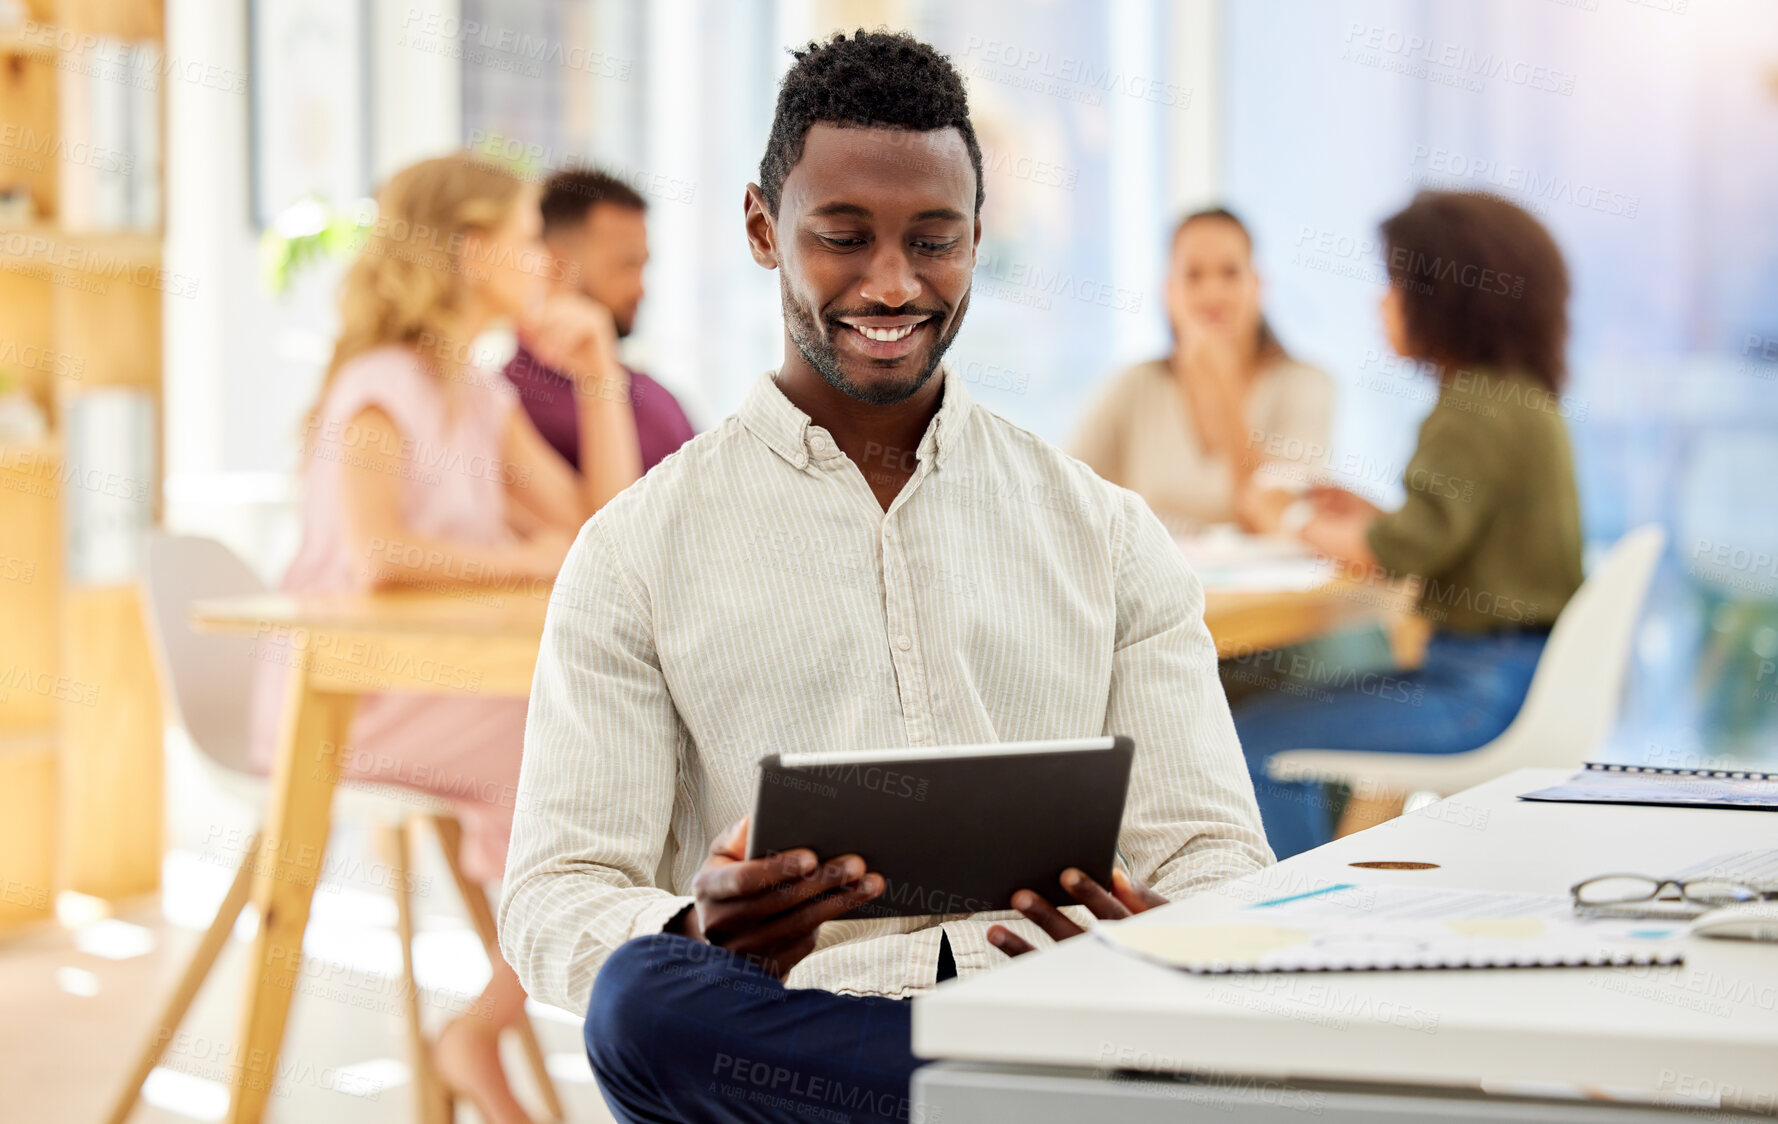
[758,29,984,217]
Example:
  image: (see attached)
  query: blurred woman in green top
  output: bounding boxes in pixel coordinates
[1235,191,1584,858]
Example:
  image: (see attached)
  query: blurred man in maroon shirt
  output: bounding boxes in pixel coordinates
[506,168,696,474]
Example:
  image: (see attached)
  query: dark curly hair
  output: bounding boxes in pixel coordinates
[539,167,646,237]
[758,29,984,217]
[1380,190,1570,390]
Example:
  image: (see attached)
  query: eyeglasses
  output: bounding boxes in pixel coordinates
[1570,873,1776,916]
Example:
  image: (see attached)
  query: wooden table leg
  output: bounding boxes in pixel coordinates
[104,834,260,1124]
[224,661,355,1124]
[383,819,448,1124]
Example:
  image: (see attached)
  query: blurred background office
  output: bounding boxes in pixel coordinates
[3,0,1776,1121]
[145,0,1778,767]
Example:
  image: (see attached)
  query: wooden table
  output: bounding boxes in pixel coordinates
[188,575,1405,1121]
[1200,580,1415,660]
[189,590,548,1124]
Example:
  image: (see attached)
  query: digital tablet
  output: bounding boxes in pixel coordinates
[745,735,1135,919]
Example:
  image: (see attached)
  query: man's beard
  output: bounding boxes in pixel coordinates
[781,277,965,406]
[594,290,635,339]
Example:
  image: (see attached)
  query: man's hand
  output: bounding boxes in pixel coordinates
[986,868,1167,958]
[520,290,620,384]
[679,818,884,980]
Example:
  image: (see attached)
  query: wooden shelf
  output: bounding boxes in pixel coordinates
[0,729,56,926]
[0,224,164,265]
[56,0,162,42]
[0,26,59,59]
[60,583,162,899]
[0,440,60,735]
[0,9,166,55]
[0,725,57,753]
[0,0,164,922]
[0,33,60,223]
[0,431,61,456]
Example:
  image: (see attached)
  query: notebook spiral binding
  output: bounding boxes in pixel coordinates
[1584,762,1778,781]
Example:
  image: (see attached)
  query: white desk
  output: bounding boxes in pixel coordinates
[913,768,1778,1121]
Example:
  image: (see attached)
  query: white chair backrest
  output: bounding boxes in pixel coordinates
[1497,524,1666,762]
[143,533,268,775]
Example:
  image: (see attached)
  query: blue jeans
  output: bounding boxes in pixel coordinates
[1232,629,1547,859]
[585,934,922,1124]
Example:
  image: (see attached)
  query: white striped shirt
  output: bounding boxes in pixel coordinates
[499,371,1272,1013]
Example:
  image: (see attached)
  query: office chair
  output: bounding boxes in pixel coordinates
[1266,525,1666,812]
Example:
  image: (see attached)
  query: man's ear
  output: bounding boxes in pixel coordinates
[743,183,779,269]
[970,213,982,266]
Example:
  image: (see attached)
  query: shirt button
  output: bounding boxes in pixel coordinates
[896,635,912,651]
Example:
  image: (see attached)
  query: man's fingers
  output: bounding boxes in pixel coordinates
[697,855,870,944]
[710,817,750,860]
[1060,868,1132,921]
[736,874,885,949]
[694,849,817,901]
[1011,889,1085,943]
[760,857,864,910]
[1111,868,1169,913]
[986,924,1036,958]
[741,855,868,916]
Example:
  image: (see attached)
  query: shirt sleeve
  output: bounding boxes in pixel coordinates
[498,514,692,1014]
[1366,404,1502,580]
[1105,490,1275,896]
[316,348,433,441]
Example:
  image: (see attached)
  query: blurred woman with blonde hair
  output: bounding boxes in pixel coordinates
[250,152,642,1123]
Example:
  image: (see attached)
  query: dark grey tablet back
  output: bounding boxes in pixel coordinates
[747,736,1135,919]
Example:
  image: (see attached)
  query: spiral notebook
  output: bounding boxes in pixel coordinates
[1094,884,1689,974]
[1519,762,1778,811]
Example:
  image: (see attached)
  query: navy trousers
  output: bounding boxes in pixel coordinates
[1233,629,1547,859]
[584,933,925,1124]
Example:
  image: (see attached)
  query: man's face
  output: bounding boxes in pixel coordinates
[750,123,980,406]
[551,203,649,337]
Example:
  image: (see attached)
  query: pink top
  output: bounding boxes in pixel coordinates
[247,346,528,881]
[283,346,520,590]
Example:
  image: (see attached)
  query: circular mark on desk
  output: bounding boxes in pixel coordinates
[1348,861,1441,870]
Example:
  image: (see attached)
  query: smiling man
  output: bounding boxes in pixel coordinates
[499,30,1270,1124]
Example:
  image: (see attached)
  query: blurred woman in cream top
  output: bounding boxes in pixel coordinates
[1072,208,1333,533]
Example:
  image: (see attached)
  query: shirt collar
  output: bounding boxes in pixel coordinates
[740,369,972,473]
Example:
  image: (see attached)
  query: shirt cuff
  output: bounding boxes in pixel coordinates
[628,894,697,939]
